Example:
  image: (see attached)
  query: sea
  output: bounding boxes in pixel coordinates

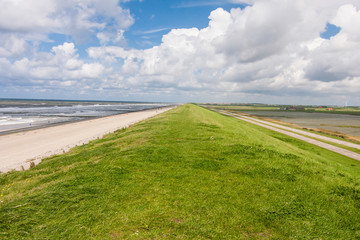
[0,99,171,134]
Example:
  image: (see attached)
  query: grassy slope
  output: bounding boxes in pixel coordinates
[223,109,360,154]
[222,108,360,145]
[1,104,360,239]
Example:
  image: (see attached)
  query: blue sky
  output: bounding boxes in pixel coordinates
[124,1,339,48]
[122,0,248,49]
[320,23,341,39]
[39,0,341,53]
[38,0,249,56]
[0,0,359,105]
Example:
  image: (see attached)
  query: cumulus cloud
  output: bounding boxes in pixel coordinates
[0,35,29,58]
[305,4,360,82]
[0,0,132,98]
[1,0,360,104]
[0,42,106,91]
[85,0,360,104]
[0,0,133,43]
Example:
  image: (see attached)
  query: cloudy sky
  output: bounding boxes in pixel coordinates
[1,0,360,105]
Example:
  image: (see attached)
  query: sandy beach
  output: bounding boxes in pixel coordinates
[0,106,174,173]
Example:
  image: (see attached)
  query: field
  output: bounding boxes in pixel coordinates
[205,104,360,115]
[1,104,360,239]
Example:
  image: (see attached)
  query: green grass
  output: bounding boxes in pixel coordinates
[205,105,280,111]
[223,108,360,145]
[1,104,360,239]
[205,104,360,115]
[222,109,360,154]
[320,124,360,129]
[277,131,360,155]
[306,108,360,115]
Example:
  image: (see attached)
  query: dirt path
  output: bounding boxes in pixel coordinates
[217,110,360,161]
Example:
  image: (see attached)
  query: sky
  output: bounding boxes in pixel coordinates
[0,0,360,105]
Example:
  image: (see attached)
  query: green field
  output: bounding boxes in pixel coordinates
[1,104,360,239]
[204,104,280,111]
[205,104,360,115]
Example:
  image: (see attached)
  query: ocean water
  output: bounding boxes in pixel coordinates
[0,99,170,133]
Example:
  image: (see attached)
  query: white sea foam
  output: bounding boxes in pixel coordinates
[0,117,35,126]
[0,116,64,125]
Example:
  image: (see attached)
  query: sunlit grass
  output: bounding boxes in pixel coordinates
[223,108,360,144]
[1,104,360,239]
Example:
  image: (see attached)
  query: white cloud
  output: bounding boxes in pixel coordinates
[78,63,106,79]
[0,35,29,58]
[136,28,170,35]
[0,0,133,43]
[52,42,78,57]
[0,42,107,90]
[0,0,131,97]
[332,4,360,41]
[86,1,360,104]
[1,0,360,104]
[304,4,360,82]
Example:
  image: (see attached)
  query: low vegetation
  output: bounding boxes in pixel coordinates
[1,104,360,239]
[205,103,360,115]
[209,104,360,144]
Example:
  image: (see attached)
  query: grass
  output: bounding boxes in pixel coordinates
[204,105,280,111]
[310,138,360,155]
[320,124,360,129]
[304,128,360,144]
[205,104,360,115]
[1,104,360,239]
[221,109,360,154]
[224,108,360,144]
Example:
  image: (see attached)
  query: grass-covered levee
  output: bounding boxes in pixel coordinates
[1,104,359,239]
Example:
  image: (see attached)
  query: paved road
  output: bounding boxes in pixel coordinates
[217,110,360,162]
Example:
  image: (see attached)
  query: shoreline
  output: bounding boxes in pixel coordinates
[0,116,96,136]
[0,106,175,173]
[0,105,172,136]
